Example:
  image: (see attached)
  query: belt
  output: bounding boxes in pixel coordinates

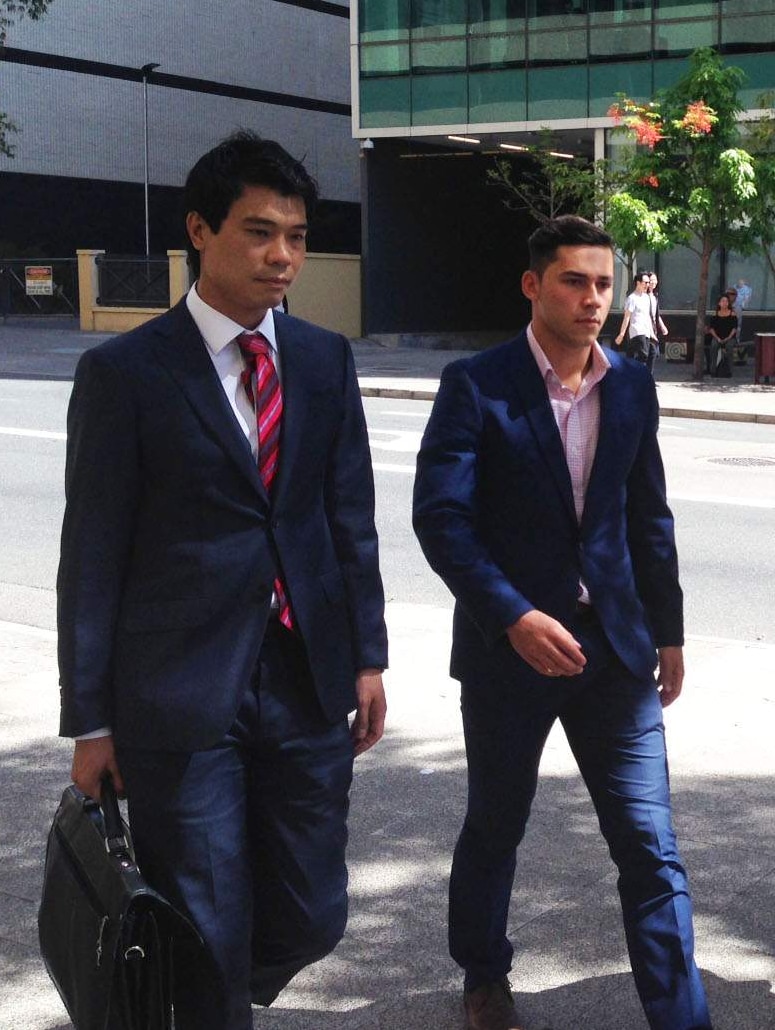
[574,601,597,621]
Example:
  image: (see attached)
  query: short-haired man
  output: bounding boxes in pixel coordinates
[414,216,711,1030]
[615,271,659,372]
[58,132,388,1030]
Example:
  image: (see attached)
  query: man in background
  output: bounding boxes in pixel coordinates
[615,271,659,372]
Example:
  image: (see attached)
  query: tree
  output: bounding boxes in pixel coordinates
[0,0,55,156]
[486,130,598,224]
[608,48,774,378]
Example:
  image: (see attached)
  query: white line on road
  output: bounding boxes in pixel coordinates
[373,461,415,474]
[0,426,66,441]
[668,491,775,509]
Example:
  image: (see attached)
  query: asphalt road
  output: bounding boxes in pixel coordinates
[1,383,775,643]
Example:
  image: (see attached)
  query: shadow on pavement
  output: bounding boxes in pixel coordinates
[1,728,773,1029]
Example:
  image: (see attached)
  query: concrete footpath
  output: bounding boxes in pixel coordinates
[1,318,774,1028]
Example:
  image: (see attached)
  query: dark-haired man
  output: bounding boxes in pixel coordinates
[615,270,659,372]
[58,132,388,1030]
[414,216,711,1030]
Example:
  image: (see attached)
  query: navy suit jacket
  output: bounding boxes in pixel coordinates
[58,300,387,751]
[413,331,682,683]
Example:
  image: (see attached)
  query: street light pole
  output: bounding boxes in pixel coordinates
[141,63,160,258]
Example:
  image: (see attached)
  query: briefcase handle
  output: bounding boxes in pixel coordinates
[100,776,132,860]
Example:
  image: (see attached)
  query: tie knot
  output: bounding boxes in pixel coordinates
[238,332,271,362]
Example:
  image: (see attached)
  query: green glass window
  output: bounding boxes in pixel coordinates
[590,61,653,116]
[469,33,525,70]
[468,68,527,122]
[722,13,775,49]
[412,38,467,72]
[468,0,525,34]
[590,24,652,59]
[589,1,652,24]
[654,0,717,17]
[653,17,717,54]
[527,1,587,29]
[721,0,775,13]
[652,56,687,91]
[731,53,775,109]
[528,28,587,65]
[527,65,587,120]
[360,77,411,128]
[359,0,410,42]
[410,0,467,37]
[361,43,411,77]
[412,72,468,124]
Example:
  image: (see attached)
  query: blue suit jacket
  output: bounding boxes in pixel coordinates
[413,331,682,683]
[58,300,387,750]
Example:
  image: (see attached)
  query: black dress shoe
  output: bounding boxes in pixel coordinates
[463,977,524,1030]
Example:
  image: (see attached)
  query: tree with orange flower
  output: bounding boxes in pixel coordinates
[608,47,775,378]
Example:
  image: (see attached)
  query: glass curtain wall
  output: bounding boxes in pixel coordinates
[359,1,774,128]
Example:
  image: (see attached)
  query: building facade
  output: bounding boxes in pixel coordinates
[0,0,359,258]
[351,1,775,337]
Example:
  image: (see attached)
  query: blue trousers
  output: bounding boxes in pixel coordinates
[117,621,354,1030]
[450,610,711,1030]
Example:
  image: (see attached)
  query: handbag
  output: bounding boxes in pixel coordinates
[38,778,202,1030]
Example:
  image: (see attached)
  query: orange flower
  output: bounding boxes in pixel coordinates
[639,174,660,188]
[632,117,665,150]
[679,100,716,136]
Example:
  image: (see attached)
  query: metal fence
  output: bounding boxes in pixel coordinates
[0,259,78,317]
[96,255,170,308]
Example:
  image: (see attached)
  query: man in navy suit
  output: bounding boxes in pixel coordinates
[413,217,711,1030]
[58,132,388,1029]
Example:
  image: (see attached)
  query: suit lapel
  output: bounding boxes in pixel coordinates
[152,301,268,504]
[270,317,313,508]
[510,335,577,524]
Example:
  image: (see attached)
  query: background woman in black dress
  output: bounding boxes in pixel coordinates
[705,294,737,377]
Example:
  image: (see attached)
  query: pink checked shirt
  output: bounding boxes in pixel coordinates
[527,325,610,602]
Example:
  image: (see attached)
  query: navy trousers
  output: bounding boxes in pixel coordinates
[449,609,711,1030]
[117,621,354,1030]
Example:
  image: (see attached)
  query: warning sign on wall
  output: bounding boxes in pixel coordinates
[25,265,54,296]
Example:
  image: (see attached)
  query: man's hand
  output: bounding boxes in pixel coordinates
[71,736,124,801]
[351,669,386,756]
[507,610,586,678]
[656,646,684,707]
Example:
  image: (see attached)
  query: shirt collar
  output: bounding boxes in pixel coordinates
[186,284,278,357]
[526,323,610,389]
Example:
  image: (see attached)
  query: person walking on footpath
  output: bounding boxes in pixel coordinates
[57,131,388,1030]
[647,270,669,353]
[413,216,711,1030]
[615,270,659,372]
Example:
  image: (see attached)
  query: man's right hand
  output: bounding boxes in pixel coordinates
[71,736,124,801]
[506,609,586,678]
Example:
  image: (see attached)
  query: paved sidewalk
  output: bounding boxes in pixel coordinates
[1,318,774,1027]
[2,316,775,423]
[1,613,773,1029]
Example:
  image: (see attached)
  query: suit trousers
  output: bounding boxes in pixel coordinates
[449,609,711,1030]
[116,621,354,1030]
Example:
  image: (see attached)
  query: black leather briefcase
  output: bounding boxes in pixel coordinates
[38,779,201,1030]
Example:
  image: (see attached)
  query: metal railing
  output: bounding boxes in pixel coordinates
[0,259,78,318]
[95,255,170,308]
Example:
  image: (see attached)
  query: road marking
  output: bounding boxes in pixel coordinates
[0,426,66,441]
[668,491,775,509]
[373,461,414,474]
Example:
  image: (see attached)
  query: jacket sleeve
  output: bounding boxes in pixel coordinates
[57,348,140,737]
[412,361,533,644]
[625,380,684,648]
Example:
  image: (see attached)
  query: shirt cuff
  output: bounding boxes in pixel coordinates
[75,727,112,740]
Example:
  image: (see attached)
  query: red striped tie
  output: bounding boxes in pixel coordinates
[238,332,293,629]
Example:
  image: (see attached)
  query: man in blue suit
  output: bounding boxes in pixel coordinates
[413,217,711,1030]
[58,133,388,1029]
